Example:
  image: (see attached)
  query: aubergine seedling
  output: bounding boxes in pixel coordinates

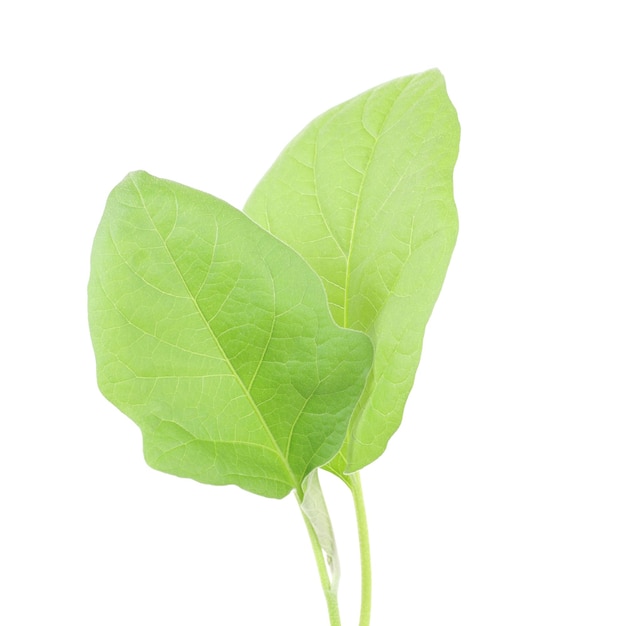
[88,69,459,626]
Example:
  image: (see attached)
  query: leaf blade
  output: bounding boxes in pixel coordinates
[244,70,460,472]
[89,171,373,497]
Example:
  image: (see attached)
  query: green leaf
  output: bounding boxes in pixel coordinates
[244,70,459,473]
[88,171,372,498]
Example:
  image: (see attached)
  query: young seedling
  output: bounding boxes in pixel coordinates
[89,69,459,625]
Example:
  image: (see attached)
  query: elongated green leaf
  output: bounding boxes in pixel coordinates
[244,70,459,473]
[88,171,372,498]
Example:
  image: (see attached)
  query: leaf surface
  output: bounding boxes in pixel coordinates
[244,70,459,472]
[88,171,372,498]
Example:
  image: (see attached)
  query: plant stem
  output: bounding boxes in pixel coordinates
[347,472,372,626]
[296,491,342,626]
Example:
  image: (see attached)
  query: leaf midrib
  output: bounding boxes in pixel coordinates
[341,79,413,328]
[128,174,300,491]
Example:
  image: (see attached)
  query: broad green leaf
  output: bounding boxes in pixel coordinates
[244,70,459,473]
[88,171,372,498]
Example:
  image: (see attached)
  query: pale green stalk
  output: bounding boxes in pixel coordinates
[296,490,342,626]
[347,473,372,626]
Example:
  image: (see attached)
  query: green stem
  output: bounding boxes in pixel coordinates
[347,472,372,626]
[296,491,342,626]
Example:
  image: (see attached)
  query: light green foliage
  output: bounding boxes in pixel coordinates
[244,70,459,473]
[88,172,372,498]
[88,72,459,626]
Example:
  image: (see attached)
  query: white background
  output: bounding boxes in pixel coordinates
[1,2,624,624]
